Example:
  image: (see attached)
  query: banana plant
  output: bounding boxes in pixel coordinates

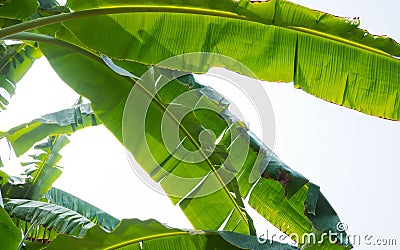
[2,0,399,119]
[1,0,399,249]
[46,218,294,250]
[0,135,70,201]
[0,105,105,248]
[1,103,99,157]
[0,103,100,200]
[0,42,41,109]
[5,199,94,241]
[45,187,120,232]
[1,197,295,250]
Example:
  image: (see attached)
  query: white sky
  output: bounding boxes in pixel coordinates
[0,1,399,249]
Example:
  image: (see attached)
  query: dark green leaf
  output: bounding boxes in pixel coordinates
[0,17,20,28]
[0,43,41,110]
[1,103,99,157]
[4,199,95,238]
[0,0,9,6]
[45,187,120,232]
[0,0,38,19]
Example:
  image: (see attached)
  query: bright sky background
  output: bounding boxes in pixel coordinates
[1,0,399,249]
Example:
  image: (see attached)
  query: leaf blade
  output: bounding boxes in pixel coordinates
[4,199,95,238]
[45,187,120,232]
[58,0,400,120]
[41,44,350,248]
[47,218,295,250]
[0,42,42,110]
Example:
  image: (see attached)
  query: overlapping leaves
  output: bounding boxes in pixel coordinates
[0,104,100,200]
[0,42,41,110]
[2,0,396,249]
[4,199,94,241]
[40,43,351,248]
[47,218,295,250]
[56,0,400,120]
[45,187,120,232]
[1,103,99,156]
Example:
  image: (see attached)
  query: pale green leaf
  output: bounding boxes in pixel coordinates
[58,0,400,120]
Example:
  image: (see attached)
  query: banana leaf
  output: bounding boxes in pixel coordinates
[2,0,391,248]
[40,44,350,248]
[48,0,400,121]
[0,205,21,250]
[1,103,99,157]
[45,187,120,232]
[0,42,42,110]
[1,135,69,200]
[0,0,38,20]
[47,218,296,250]
[1,104,101,201]
[0,169,9,186]
[4,199,95,239]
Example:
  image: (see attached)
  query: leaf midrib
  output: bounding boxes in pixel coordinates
[0,43,25,74]
[22,136,59,199]
[104,231,189,250]
[0,5,396,60]
[12,32,250,229]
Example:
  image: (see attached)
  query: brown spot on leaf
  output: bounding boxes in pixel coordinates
[278,171,291,187]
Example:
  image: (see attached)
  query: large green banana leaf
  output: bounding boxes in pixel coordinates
[4,0,396,248]
[45,187,120,232]
[4,199,94,241]
[1,1,399,118]
[38,42,255,235]
[39,43,350,249]
[0,42,42,110]
[47,218,296,250]
[44,0,397,121]
[0,103,99,157]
